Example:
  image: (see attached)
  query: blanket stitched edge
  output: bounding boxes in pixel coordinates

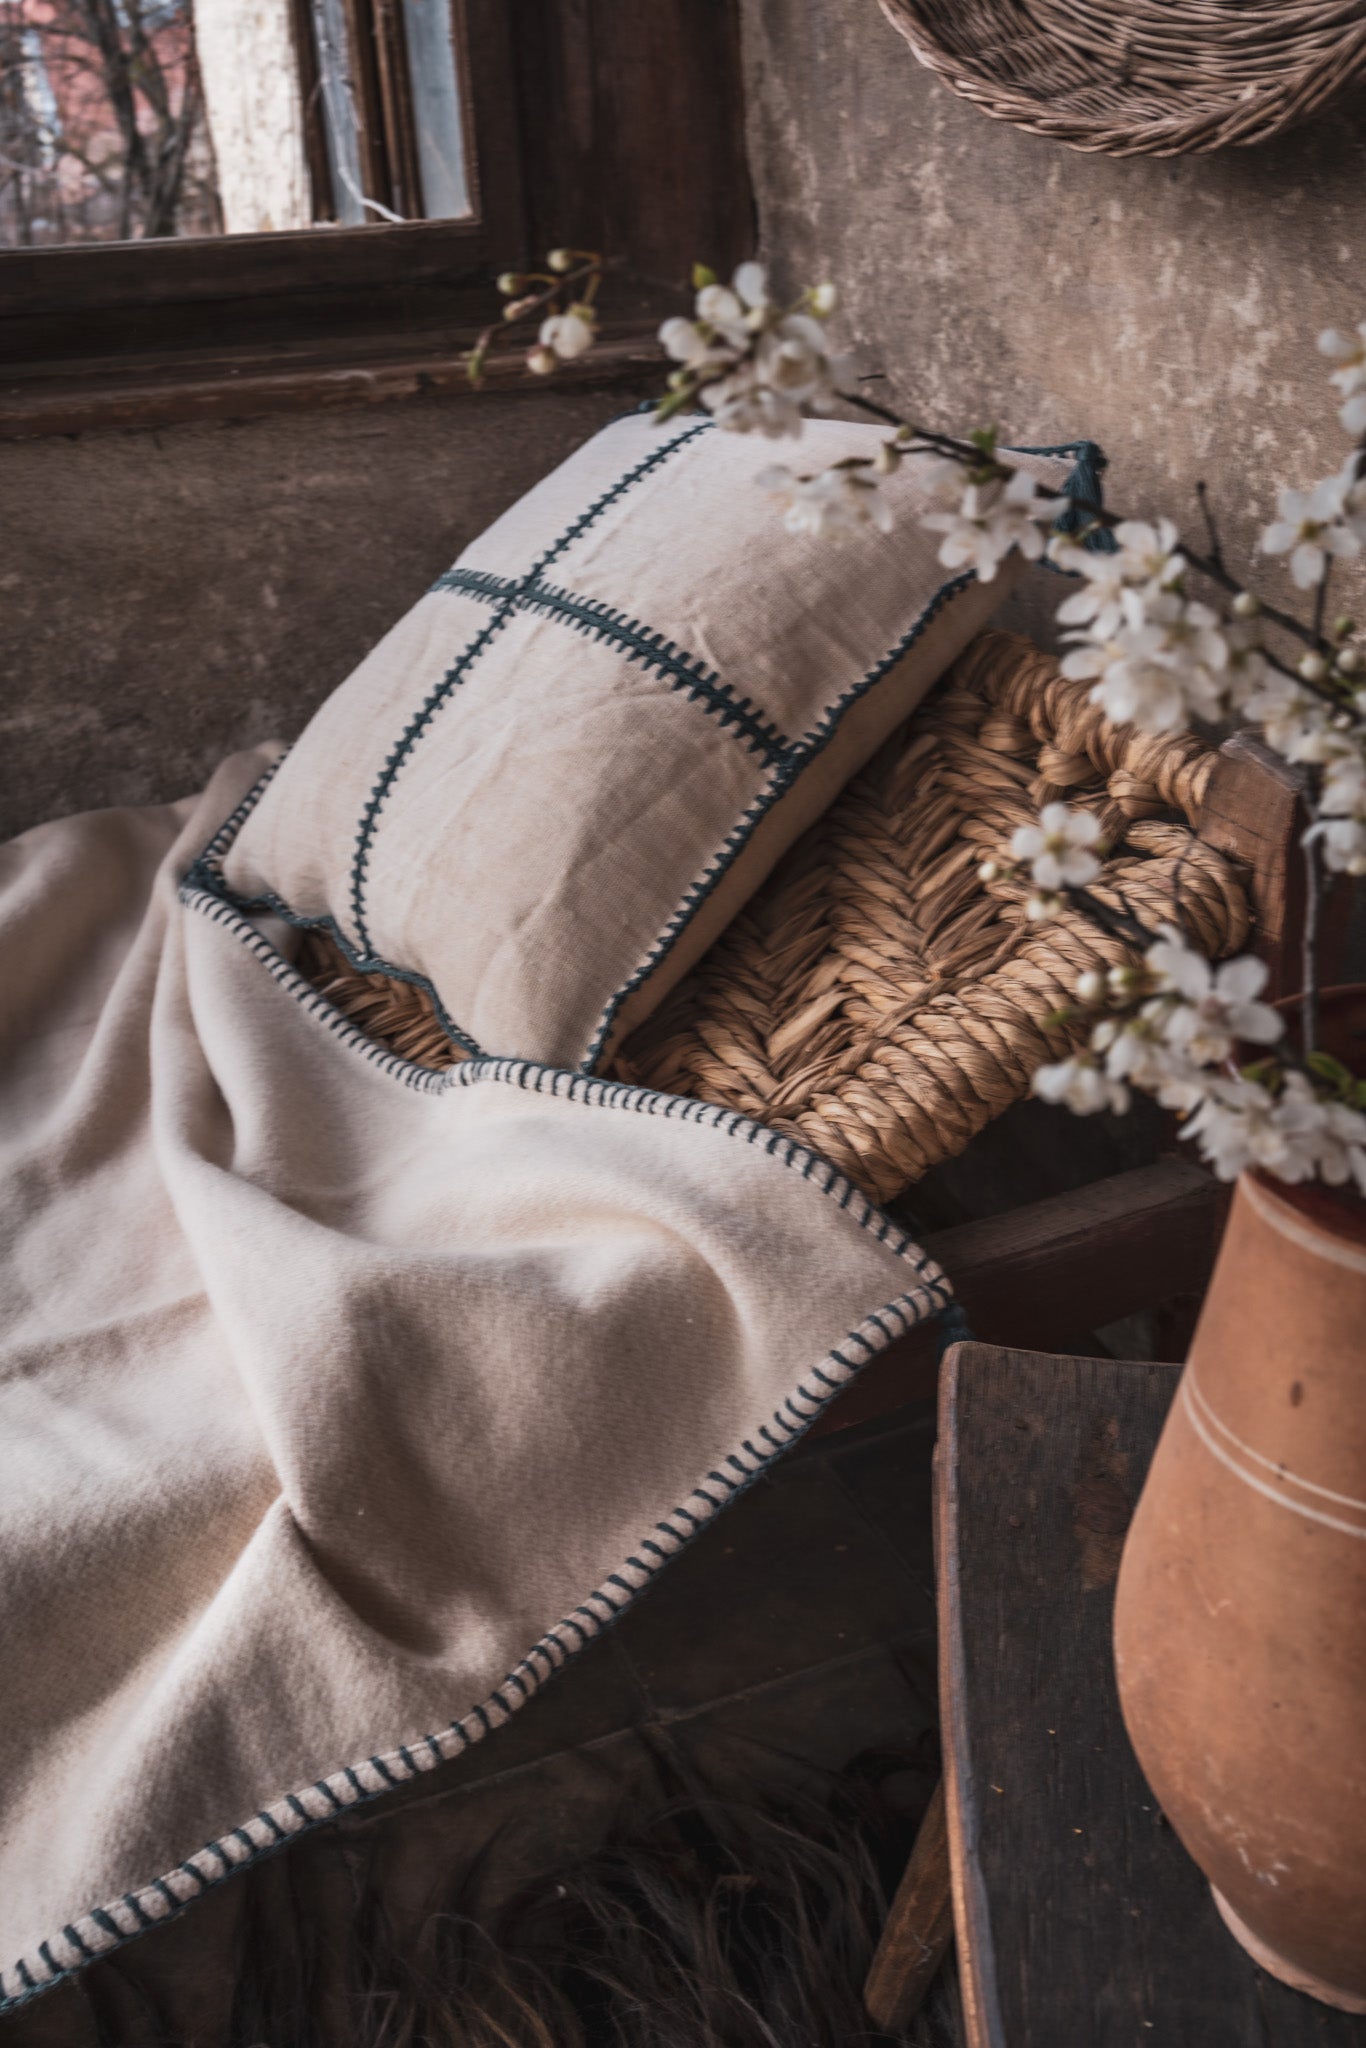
[0,885,953,2013]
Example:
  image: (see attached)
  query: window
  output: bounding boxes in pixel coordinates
[0,1,219,246]
[0,0,476,248]
[0,3,753,437]
[300,0,471,229]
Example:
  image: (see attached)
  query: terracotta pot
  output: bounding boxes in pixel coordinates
[1113,989,1366,2012]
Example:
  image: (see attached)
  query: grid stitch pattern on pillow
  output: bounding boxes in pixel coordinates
[195,416,1088,1074]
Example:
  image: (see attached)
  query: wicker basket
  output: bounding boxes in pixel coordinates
[879,0,1366,157]
[297,631,1250,1205]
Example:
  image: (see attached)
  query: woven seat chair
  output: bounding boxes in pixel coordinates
[297,630,1251,1207]
[878,0,1366,158]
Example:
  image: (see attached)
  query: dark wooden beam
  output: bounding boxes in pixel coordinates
[864,1778,954,2032]
[1198,730,1350,1000]
[809,1158,1227,1437]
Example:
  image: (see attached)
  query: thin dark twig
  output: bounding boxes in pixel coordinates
[1067,884,1161,951]
[467,257,608,380]
[835,387,984,462]
[1302,829,1322,1057]
[1313,558,1333,652]
[1195,480,1225,577]
[839,387,1359,667]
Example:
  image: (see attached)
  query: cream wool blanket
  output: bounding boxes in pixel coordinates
[0,747,949,2009]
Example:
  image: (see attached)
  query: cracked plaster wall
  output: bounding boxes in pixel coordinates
[741,0,1366,650]
[0,387,641,838]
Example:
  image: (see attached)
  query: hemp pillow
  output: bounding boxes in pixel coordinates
[195,416,1078,1072]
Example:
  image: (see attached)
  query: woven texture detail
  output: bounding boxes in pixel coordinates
[296,631,1251,1204]
[879,0,1366,157]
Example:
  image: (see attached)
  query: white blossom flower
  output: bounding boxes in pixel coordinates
[658,265,844,440]
[659,315,725,368]
[1221,619,1272,710]
[1260,473,1362,590]
[702,372,807,437]
[921,469,1059,583]
[1053,550,1130,634]
[746,314,840,416]
[1143,589,1230,717]
[539,310,594,361]
[695,279,756,346]
[1308,811,1366,877]
[1063,600,1191,734]
[1320,322,1366,385]
[1320,749,1366,816]
[1081,988,1220,1107]
[1240,671,1334,764]
[1031,1054,1128,1116]
[1009,802,1103,891]
[1315,1098,1366,1193]
[758,462,892,537]
[1183,1072,1347,1185]
[1063,584,1231,735]
[908,451,973,503]
[1144,929,1282,1063]
[1053,517,1186,640]
[1320,324,1366,420]
[1092,1007,1177,1091]
[1110,517,1186,590]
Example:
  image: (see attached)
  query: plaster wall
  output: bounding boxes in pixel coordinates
[741,0,1366,652]
[0,387,639,839]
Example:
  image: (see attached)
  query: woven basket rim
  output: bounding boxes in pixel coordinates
[295,629,1252,1207]
[879,0,1366,156]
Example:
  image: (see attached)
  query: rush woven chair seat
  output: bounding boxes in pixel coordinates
[296,630,1251,1207]
[878,0,1366,158]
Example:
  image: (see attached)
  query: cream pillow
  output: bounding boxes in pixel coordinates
[192,416,1082,1072]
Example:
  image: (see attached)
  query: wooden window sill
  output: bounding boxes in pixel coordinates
[0,321,665,441]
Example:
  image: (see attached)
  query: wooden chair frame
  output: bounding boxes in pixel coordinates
[812,728,1342,1452]
[857,731,1347,2032]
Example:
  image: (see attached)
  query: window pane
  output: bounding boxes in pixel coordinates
[309,0,367,225]
[0,0,223,246]
[401,0,467,220]
[0,0,475,245]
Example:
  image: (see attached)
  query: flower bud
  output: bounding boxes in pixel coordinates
[874,442,900,475]
[810,282,838,316]
[496,271,524,295]
[547,248,573,273]
[1337,646,1363,675]
[526,345,557,376]
[1298,652,1330,684]
[1231,591,1260,619]
[977,859,1000,883]
[1075,968,1105,1005]
[1332,615,1356,642]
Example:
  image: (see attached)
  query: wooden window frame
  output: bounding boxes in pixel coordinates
[291,0,473,231]
[0,1,753,439]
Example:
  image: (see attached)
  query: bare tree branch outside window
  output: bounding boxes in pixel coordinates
[0,0,221,246]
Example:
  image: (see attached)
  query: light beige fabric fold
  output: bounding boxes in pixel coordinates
[0,751,948,2010]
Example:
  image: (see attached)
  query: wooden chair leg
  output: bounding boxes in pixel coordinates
[863,1776,953,2032]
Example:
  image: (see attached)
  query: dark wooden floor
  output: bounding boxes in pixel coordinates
[2,1083,1198,2048]
[5,1401,966,2047]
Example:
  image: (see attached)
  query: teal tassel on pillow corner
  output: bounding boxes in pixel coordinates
[1011,437,1116,563]
[1057,438,1116,554]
